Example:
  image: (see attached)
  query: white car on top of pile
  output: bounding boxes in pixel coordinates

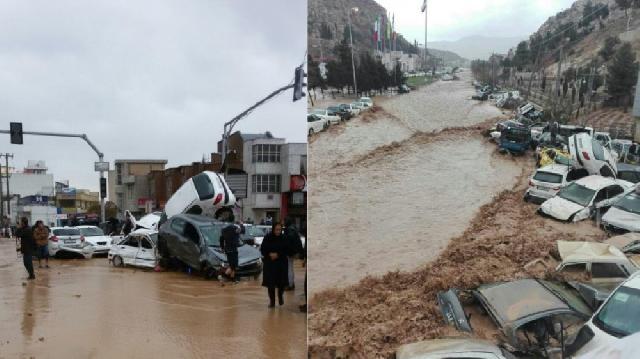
[538,175,634,222]
[569,132,618,178]
[163,171,236,220]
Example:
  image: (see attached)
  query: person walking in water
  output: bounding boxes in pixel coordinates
[33,221,50,268]
[220,222,241,284]
[260,222,289,307]
[16,217,36,280]
[284,217,302,291]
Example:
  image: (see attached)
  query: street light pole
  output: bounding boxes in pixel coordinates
[348,7,358,96]
[421,0,428,71]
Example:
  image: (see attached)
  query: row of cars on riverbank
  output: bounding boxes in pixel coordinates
[307,97,373,136]
[397,88,640,357]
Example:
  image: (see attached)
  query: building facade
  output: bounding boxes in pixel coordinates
[108,159,167,217]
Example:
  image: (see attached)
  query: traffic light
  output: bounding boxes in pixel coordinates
[10,122,23,144]
[100,178,107,199]
[293,65,306,101]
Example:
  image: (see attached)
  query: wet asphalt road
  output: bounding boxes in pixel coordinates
[0,239,306,359]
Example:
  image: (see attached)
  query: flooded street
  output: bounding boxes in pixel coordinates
[0,240,306,359]
[309,72,521,292]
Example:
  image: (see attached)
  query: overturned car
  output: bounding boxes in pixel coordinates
[437,279,593,356]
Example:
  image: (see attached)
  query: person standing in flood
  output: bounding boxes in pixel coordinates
[16,217,36,280]
[260,222,289,307]
[33,221,50,268]
[284,217,302,291]
[220,222,241,284]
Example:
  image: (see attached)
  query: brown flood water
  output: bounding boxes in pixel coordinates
[0,240,306,359]
[308,72,521,292]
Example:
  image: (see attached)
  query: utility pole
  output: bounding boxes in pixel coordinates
[632,65,640,142]
[421,0,428,71]
[1,154,13,217]
[347,7,359,96]
[555,45,563,98]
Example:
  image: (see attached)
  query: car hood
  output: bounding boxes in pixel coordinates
[602,206,640,232]
[209,245,261,265]
[84,236,112,244]
[540,196,586,221]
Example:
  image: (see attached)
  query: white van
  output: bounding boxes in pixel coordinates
[164,171,236,220]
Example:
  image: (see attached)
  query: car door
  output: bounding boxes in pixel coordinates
[170,218,201,268]
[135,236,157,267]
[117,236,140,265]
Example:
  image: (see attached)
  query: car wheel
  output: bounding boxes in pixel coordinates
[523,193,530,202]
[308,128,314,136]
[202,264,217,280]
[112,255,124,267]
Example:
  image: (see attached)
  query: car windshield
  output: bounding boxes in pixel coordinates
[592,140,606,161]
[533,171,563,184]
[78,227,104,236]
[311,109,325,115]
[192,173,215,200]
[199,225,224,247]
[613,192,640,215]
[327,106,339,112]
[53,228,80,236]
[539,280,592,317]
[307,115,319,122]
[503,128,529,142]
[618,171,639,184]
[247,226,269,237]
[557,183,595,207]
[593,286,640,337]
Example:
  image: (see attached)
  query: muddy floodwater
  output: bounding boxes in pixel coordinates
[309,72,521,292]
[0,240,306,359]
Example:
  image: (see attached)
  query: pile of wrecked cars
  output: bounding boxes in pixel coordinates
[107,171,263,280]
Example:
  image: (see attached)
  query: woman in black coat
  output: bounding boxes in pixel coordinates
[260,222,289,307]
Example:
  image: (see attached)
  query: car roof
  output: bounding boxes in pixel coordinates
[475,279,573,325]
[624,272,640,290]
[574,175,620,190]
[395,339,503,359]
[130,228,158,236]
[617,163,640,173]
[75,225,99,228]
[51,227,80,230]
[174,213,230,226]
[537,164,571,175]
[557,240,631,265]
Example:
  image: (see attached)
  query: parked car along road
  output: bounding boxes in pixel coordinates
[158,214,262,279]
[327,105,352,122]
[339,103,361,116]
[307,114,328,136]
[108,229,159,269]
[358,97,373,108]
[538,175,634,222]
[309,108,340,125]
[76,226,112,257]
[48,227,94,259]
[524,164,588,204]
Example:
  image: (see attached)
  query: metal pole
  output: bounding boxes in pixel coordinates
[5,154,11,216]
[424,1,428,71]
[0,155,4,218]
[348,9,358,96]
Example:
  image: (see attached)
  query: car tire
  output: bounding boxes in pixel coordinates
[112,255,124,267]
[524,193,530,202]
[308,128,314,136]
[202,264,217,280]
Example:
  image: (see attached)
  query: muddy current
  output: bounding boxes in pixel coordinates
[0,241,306,359]
[309,72,521,292]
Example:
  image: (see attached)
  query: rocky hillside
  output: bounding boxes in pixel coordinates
[308,0,468,66]
[515,0,640,73]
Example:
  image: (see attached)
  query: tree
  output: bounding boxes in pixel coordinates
[307,54,324,91]
[512,41,531,70]
[599,36,620,61]
[615,0,640,30]
[607,42,639,107]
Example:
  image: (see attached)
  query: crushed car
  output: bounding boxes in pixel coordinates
[158,214,262,279]
[537,175,634,222]
[395,338,517,359]
[108,229,159,269]
[524,164,588,204]
[437,278,592,356]
[568,133,617,178]
[601,186,640,234]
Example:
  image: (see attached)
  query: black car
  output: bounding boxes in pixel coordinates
[327,106,352,121]
[398,84,410,94]
[158,214,262,279]
[617,163,640,183]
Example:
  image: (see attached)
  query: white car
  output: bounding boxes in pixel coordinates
[108,229,158,269]
[339,103,361,116]
[48,227,94,259]
[538,175,634,222]
[309,108,340,125]
[307,114,327,136]
[594,131,612,150]
[524,164,588,204]
[569,133,617,178]
[76,225,112,256]
[136,212,162,230]
[164,171,236,220]
[358,97,373,108]
[572,271,640,356]
[601,187,640,233]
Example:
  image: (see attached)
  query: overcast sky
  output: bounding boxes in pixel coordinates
[0,0,307,194]
[374,0,576,43]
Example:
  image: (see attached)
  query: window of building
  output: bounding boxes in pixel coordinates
[252,144,281,163]
[300,155,307,175]
[116,163,122,185]
[292,192,305,205]
[252,174,281,193]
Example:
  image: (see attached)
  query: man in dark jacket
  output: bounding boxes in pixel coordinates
[220,223,241,284]
[284,217,302,291]
[16,217,36,280]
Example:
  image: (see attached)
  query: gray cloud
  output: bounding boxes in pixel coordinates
[0,0,307,194]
